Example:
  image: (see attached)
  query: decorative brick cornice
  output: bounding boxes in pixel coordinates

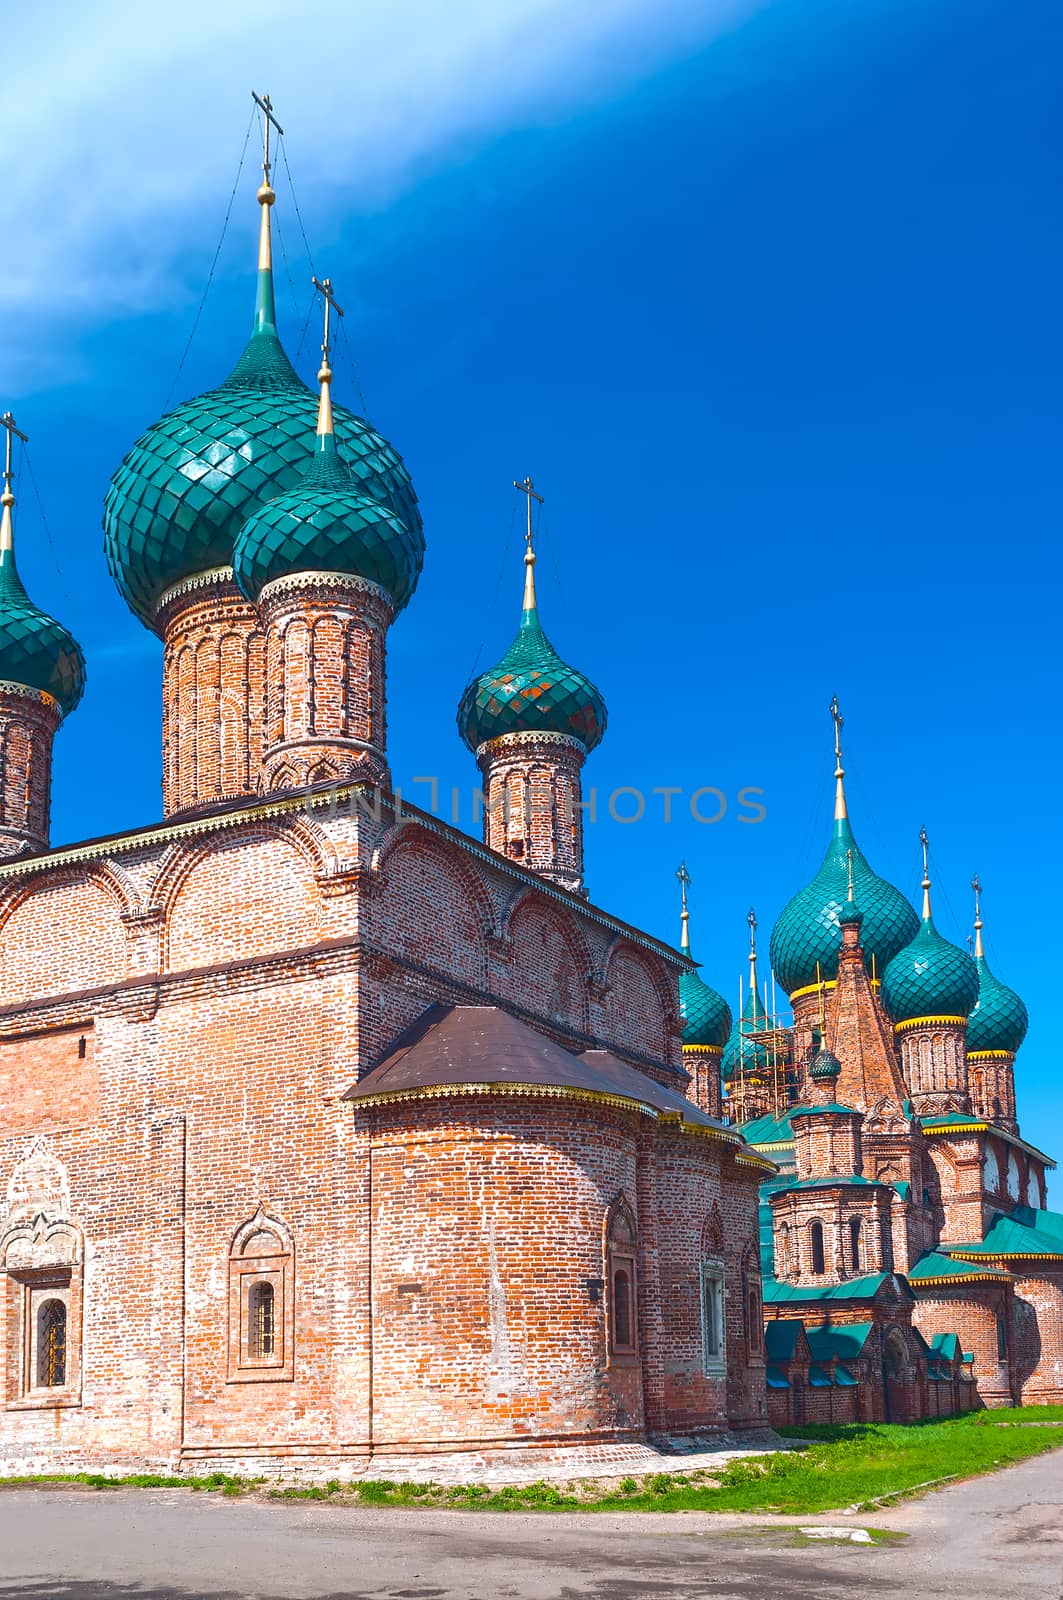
[475,730,586,761]
[0,680,61,714]
[894,1014,968,1033]
[258,569,393,612]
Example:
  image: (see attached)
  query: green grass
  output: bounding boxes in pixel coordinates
[1,1413,1060,1515]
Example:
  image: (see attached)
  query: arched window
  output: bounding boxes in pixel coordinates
[810,1220,825,1276]
[248,1281,276,1359]
[605,1200,638,1358]
[747,1286,760,1353]
[996,1316,1008,1362]
[37,1299,67,1388]
[849,1217,862,1273]
[776,1222,791,1279]
[228,1208,295,1382]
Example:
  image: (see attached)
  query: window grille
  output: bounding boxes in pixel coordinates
[37,1299,67,1388]
[249,1281,276,1359]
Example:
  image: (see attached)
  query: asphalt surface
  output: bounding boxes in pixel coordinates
[0,1448,1059,1599]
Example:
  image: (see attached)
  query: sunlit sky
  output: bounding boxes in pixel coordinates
[7,0,1061,1155]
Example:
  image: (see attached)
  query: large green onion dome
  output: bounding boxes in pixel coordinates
[233,366,423,611]
[103,193,420,632]
[675,889,731,1049]
[966,895,1028,1055]
[769,752,918,997]
[0,484,85,716]
[881,861,979,1024]
[458,541,606,753]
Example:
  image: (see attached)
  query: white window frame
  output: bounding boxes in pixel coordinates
[700,1258,726,1376]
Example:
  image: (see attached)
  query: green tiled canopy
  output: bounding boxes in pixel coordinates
[967,952,1028,1055]
[234,434,423,610]
[457,590,606,753]
[881,910,979,1023]
[770,812,918,995]
[722,982,774,1080]
[679,963,732,1050]
[0,545,85,716]
[103,320,420,632]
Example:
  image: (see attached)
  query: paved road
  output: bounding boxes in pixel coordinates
[0,1449,1059,1600]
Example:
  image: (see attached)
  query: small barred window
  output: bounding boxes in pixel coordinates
[37,1299,67,1388]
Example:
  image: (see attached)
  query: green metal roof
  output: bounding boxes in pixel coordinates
[806,1322,874,1361]
[0,543,85,716]
[763,1271,893,1305]
[881,907,979,1023]
[931,1332,960,1361]
[946,1205,1063,1262]
[908,1250,1012,1284]
[967,952,1029,1056]
[103,274,420,631]
[769,809,918,996]
[789,1102,859,1119]
[233,432,423,610]
[766,1366,790,1389]
[457,585,606,754]
[741,1109,795,1147]
[918,1116,1056,1168]
[765,1321,805,1361]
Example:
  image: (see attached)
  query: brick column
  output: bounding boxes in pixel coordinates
[897,1019,971,1117]
[0,684,61,857]
[683,1045,723,1118]
[475,730,587,894]
[258,572,392,793]
[967,1051,1017,1134]
[157,572,265,816]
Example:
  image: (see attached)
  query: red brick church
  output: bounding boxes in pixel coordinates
[0,132,774,1478]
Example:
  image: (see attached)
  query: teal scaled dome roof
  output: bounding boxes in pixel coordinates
[679,966,732,1050]
[0,506,85,717]
[722,983,774,1081]
[103,271,420,631]
[967,951,1028,1056]
[770,803,918,996]
[233,426,422,611]
[881,897,979,1024]
[809,1048,842,1080]
[458,551,606,753]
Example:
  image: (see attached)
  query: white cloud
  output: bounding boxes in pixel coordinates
[3,0,762,386]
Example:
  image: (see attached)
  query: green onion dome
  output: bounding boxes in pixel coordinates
[809,1048,842,1081]
[722,982,774,1080]
[0,490,85,717]
[770,778,918,997]
[233,390,422,610]
[103,224,419,633]
[679,966,732,1050]
[881,872,979,1024]
[458,544,606,753]
[967,904,1028,1055]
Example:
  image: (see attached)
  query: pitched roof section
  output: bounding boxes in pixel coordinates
[806,1321,874,1361]
[763,1271,899,1306]
[345,1006,757,1155]
[945,1205,1063,1262]
[825,927,908,1114]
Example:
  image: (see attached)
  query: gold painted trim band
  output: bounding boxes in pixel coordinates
[894,1015,967,1034]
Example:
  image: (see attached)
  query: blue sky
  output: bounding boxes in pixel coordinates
[7,0,1061,1151]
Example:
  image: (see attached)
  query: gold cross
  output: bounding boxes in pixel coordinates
[0,412,27,491]
[252,91,284,188]
[747,905,758,951]
[919,826,930,877]
[311,275,345,366]
[513,475,544,553]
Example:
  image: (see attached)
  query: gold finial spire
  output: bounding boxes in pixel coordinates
[0,412,28,558]
[514,475,544,611]
[919,826,932,920]
[311,276,344,439]
[252,91,283,277]
[829,693,848,822]
[747,905,758,1012]
[972,872,984,959]
[677,861,691,952]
